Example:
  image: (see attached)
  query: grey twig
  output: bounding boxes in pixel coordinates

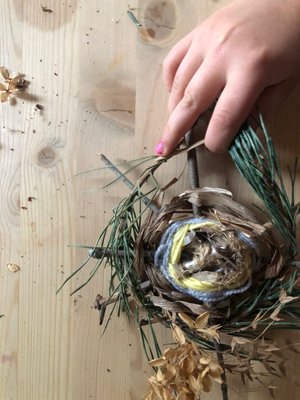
[100,154,158,212]
[185,126,229,400]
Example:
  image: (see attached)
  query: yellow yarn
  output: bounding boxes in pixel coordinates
[168,222,252,292]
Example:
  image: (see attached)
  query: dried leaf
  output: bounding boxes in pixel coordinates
[0,82,7,91]
[188,374,200,394]
[149,358,168,368]
[172,325,186,345]
[0,92,8,102]
[264,344,280,352]
[0,67,9,79]
[150,296,184,313]
[176,301,208,315]
[179,356,195,376]
[270,305,282,321]
[144,392,154,400]
[9,72,22,80]
[231,336,251,352]
[251,310,264,330]
[8,81,18,92]
[178,313,194,329]
[199,356,210,365]
[156,368,164,383]
[148,377,164,399]
[279,289,298,304]
[195,312,209,330]
[164,347,179,360]
[208,359,223,375]
[200,366,210,378]
[265,249,284,278]
[201,374,212,393]
[197,326,220,342]
[161,364,176,382]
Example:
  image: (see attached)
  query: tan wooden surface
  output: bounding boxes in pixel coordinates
[0,0,299,399]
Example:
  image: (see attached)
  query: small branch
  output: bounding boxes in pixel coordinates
[93,280,151,325]
[127,9,142,26]
[185,129,200,190]
[215,340,229,400]
[185,126,229,400]
[89,247,125,259]
[100,154,159,212]
[185,129,200,218]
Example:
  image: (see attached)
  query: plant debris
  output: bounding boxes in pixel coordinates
[41,4,53,13]
[7,263,20,273]
[145,325,223,400]
[0,67,29,104]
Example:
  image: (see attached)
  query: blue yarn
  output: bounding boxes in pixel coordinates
[154,217,259,303]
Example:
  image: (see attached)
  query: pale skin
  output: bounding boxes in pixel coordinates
[155,0,300,156]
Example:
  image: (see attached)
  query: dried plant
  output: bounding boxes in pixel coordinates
[145,325,223,400]
[0,67,28,104]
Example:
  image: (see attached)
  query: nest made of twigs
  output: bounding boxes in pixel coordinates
[135,187,286,320]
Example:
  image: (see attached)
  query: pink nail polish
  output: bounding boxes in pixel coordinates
[155,141,164,155]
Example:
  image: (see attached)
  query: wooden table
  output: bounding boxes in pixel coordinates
[0,1,299,399]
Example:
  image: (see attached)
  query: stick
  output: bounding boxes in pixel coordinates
[185,126,229,400]
[185,129,200,217]
[215,340,229,400]
[100,154,159,212]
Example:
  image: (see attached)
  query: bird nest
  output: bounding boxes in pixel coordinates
[60,118,300,400]
[136,187,283,306]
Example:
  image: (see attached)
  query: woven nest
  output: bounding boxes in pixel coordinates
[136,187,285,318]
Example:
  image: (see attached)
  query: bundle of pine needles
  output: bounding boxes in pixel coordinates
[59,116,299,400]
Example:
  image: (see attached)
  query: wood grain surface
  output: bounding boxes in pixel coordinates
[0,1,299,399]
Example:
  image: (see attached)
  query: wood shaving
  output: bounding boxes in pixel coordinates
[7,263,20,273]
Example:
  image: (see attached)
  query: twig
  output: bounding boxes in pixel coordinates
[215,340,229,400]
[94,280,151,324]
[185,129,200,217]
[185,129,200,191]
[89,247,125,259]
[100,154,159,212]
[185,126,229,400]
[127,9,142,26]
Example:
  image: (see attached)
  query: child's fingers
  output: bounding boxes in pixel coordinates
[167,44,204,113]
[158,67,224,155]
[204,76,263,153]
[162,32,194,92]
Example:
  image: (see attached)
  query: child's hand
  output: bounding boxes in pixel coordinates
[156,0,300,156]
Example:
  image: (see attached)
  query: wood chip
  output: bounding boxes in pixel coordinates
[7,263,20,273]
[41,4,53,13]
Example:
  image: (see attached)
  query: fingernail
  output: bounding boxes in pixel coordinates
[155,140,165,155]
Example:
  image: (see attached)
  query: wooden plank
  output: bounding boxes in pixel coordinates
[0,0,299,399]
[0,0,151,399]
[136,0,300,399]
